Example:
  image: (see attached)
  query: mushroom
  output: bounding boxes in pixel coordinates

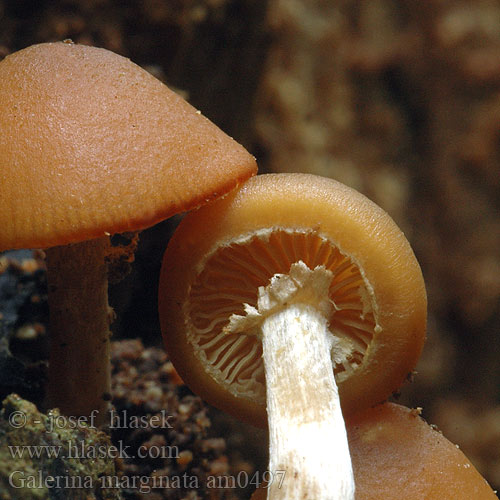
[251,402,498,500]
[158,173,427,499]
[347,402,498,499]
[0,41,257,424]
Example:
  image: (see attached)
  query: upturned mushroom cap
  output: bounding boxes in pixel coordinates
[159,173,427,426]
[251,402,497,499]
[0,41,257,251]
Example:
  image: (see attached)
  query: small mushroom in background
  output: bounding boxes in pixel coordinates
[158,173,427,499]
[250,402,498,500]
[0,41,257,424]
[348,403,498,499]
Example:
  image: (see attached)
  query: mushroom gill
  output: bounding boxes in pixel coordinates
[186,228,378,402]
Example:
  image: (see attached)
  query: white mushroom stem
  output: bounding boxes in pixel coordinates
[226,262,355,500]
[45,237,112,426]
[263,303,354,499]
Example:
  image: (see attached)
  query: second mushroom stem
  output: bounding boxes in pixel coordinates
[226,262,356,500]
[262,301,355,500]
[45,237,112,425]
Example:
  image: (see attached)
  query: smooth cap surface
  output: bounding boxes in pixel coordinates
[348,403,497,499]
[0,42,257,250]
[251,403,497,499]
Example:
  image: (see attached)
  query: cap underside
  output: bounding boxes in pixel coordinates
[185,228,377,404]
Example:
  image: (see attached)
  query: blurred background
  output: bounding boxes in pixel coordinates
[0,0,499,495]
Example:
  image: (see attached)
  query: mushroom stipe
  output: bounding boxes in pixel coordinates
[158,173,427,500]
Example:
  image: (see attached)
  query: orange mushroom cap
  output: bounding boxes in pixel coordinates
[0,41,257,251]
[348,403,497,499]
[251,402,497,499]
[159,173,427,426]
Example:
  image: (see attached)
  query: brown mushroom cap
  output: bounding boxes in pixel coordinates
[159,173,427,426]
[348,403,497,499]
[251,402,497,499]
[0,41,257,251]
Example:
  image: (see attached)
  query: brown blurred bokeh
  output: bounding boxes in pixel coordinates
[1,0,499,492]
